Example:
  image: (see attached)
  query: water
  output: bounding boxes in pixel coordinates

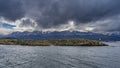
[0,42,120,68]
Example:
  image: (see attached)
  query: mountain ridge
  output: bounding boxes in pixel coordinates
[1,31,119,41]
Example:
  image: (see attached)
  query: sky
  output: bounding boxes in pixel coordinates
[0,0,120,35]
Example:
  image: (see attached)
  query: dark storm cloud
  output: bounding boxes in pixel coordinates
[22,0,120,28]
[0,0,24,21]
[19,19,36,27]
[0,0,120,31]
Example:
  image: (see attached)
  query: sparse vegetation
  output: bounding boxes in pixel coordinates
[0,38,108,46]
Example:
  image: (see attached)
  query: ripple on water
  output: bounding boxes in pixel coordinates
[0,42,119,68]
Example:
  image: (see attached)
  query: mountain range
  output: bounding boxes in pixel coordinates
[1,31,119,41]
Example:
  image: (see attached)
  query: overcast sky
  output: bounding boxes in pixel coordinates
[0,0,120,35]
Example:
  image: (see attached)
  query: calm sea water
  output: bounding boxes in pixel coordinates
[0,42,120,68]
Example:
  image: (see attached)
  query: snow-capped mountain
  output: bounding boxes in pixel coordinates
[3,31,120,41]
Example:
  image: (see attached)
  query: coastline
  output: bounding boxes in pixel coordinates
[0,38,108,46]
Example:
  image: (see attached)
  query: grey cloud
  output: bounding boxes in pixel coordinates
[0,0,120,32]
[19,19,36,27]
[22,0,120,28]
[0,0,25,21]
[90,15,120,32]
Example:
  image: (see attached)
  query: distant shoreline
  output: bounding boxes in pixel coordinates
[0,38,108,46]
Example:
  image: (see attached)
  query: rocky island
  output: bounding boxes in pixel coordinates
[0,38,108,46]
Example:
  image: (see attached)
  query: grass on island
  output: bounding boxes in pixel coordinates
[0,38,108,46]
